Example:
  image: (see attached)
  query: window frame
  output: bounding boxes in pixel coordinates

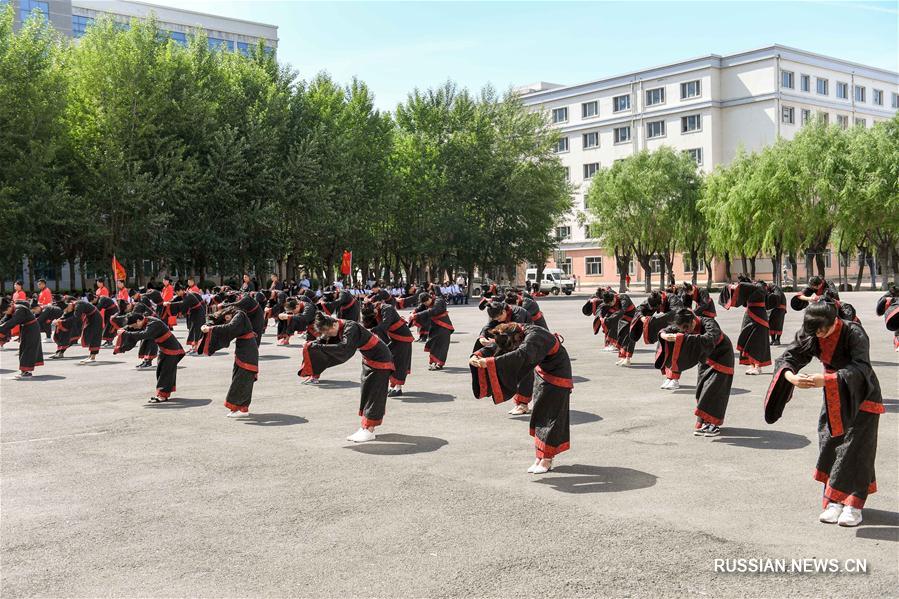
[854,85,866,103]
[584,256,603,276]
[680,80,701,100]
[685,148,703,166]
[646,119,666,139]
[836,81,848,100]
[554,137,570,154]
[800,74,810,92]
[816,78,829,96]
[872,89,883,106]
[612,94,631,113]
[613,126,631,144]
[781,70,794,89]
[645,86,666,107]
[551,107,569,124]
[582,131,600,150]
[581,101,599,119]
[781,105,795,125]
[680,114,702,134]
[583,162,600,179]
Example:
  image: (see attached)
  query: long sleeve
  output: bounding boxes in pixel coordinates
[765,335,817,424]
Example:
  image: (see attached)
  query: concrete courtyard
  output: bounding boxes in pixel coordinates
[1,291,896,597]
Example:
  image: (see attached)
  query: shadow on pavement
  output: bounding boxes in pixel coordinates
[571,410,602,425]
[259,354,290,361]
[571,375,590,383]
[730,387,751,395]
[856,527,898,542]
[143,398,213,409]
[396,392,454,403]
[855,508,898,542]
[346,433,448,455]
[881,399,897,413]
[438,366,468,374]
[242,413,308,426]
[28,374,67,381]
[315,380,360,389]
[534,464,657,494]
[870,361,897,368]
[712,427,810,450]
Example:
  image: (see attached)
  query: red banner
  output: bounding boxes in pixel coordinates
[340,250,352,276]
[112,255,127,282]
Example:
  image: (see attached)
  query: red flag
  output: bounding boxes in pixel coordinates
[340,250,352,276]
[112,255,127,282]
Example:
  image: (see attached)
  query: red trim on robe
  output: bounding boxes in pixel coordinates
[823,371,844,436]
[484,357,504,403]
[225,400,249,413]
[694,408,723,425]
[535,366,573,389]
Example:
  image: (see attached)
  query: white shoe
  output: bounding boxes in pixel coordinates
[837,506,862,527]
[660,379,672,389]
[226,410,244,418]
[508,404,529,415]
[614,358,624,366]
[667,380,680,390]
[745,366,760,376]
[818,502,843,524]
[620,358,631,367]
[347,428,376,443]
[526,459,541,473]
[530,463,553,475]
[602,346,617,353]
[78,358,94,365]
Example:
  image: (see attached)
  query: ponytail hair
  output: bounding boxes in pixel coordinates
[314,311,338,333]
[486,301,505,319]
[489,322,525,352]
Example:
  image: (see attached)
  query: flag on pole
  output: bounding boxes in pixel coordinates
[340,250,352,276]
[112,255,127,282]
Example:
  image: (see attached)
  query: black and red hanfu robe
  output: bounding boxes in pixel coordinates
[656,315,734,425]
[75,300,103,356]
[629,302,675,348]
[875,292,899,349]
[169,291,207,345]
[474,305,535,406]
[409,297,454,367]
[299,319,393,428]
[320,290,361,322]
[370,303,413,387]
[52,307,82,354]
[37,305,63,339]
[471,325,572,459]
[766,285,787,340]
[720,282,771,368]
[789,279,837,311]
[613,294,637,358]
[0,304,44,372]
[201,310,258,412]
[765,319,883,509]
[519,295,548,330]
[96,295,119,342]
[581,296,603,336]
[221,294,265,347]
[117,317,184,399]
[286,299,318,343]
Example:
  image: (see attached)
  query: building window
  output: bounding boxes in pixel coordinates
[582,101,598,118]
[237,41,250,56]
[555,226,571,240]
[680,80,701,99]
[612,94,631,112]
[554,137,569,153]
[837,114,849,129]
[855,117,866,128]
[551,107,569,124]
[683,255,705,273]
[583,163,599,179]
[836,82,848,99]
[559,258,572,276]
[892,92,899,109]
[816,78,829,96]
[685,148,703,166]
[854,85,866,103]
[615,258,635,276]
[649,257,663,273]
[169,31,187,46]
[820,112,829,125]
[582,132,599,149]
[613,126,631,144]
[681,114,701,133]
[801,109,811,125]
[781,106,795,124]
[19,0,49,22]
[800,74,810,92]
[209,37,235,51]
[645,87,665,106]
[72,15,94,37]
[781,70,794,89]
[873,89,883,106]
[585,257,603,276]
[646,120,665,138]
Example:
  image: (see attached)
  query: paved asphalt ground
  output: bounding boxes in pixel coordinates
[1,291,896,597]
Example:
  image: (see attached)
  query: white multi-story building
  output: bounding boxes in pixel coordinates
[9,0,278,54]
[518,45,898,285]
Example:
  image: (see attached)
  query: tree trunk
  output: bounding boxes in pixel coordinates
[54,261,62,291]
[877,243,890,290]
[789,254,798,288]
[771,251,780,287]
[704,257,713,290]
[638,256,652,293]
[723,251,732,283]
[690,249,698,286]
[749,256,756,280]
[69,258,76,293]
[855,247,866,290]
[658,257,666,290]
[79,257,87,291]
[740,255,749,278]
[815,253,826,279]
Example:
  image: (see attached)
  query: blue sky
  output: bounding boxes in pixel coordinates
[150,1,898,111]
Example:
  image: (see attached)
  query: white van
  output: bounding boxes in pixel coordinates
[525,268,574,295]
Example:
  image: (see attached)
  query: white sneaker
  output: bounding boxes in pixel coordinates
[78,358,94,365]
[818,502,843,524]
[602,346,617,353]
[837,506,862,527]
[530,462,553,475]
[508,404,529,415]
[614,358,624,366]
[745,366,760,376]
[660,379,672,389]
[620,358,631,367]
[226,410,244,418]
[667,380,680,390]
[526,459,541,473]
[347,428,376,443]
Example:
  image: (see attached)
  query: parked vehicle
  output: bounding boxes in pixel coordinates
[525,268,574,295]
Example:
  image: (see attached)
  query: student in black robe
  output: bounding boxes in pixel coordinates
[115,313,184,402]
[469,323,572,474]
[299,313,394,442]
[790,276,838,311]
[0,299,44,379]
[268,290,290,345]
[319,287,361,322]
[200,307,259,416]
[50,298,82,359]
[36,300,63,342]
[658,309,734,436]
[764,301,883,527]
[874,283,899,351]
[363,293,414,397]
[408,293,454,370]
[218,292,265,347]
[507,290,548,330]
[97,294,119,347]
[277,294,317,345]
[719,277,770,375]
[75,295,103,364]
[766,283,788,345]
[167,284,207,354]
[475,300,534,415]
[129,293,160,368]
[581,288,604,337]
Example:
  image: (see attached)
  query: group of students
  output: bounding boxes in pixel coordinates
[582,276,893,527]
[2,272,895,527]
